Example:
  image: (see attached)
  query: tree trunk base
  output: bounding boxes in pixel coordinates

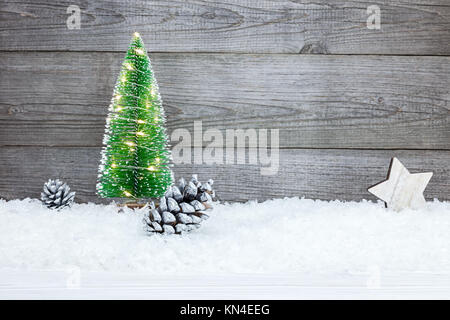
[117,202,148,210]
[117,201,212,212]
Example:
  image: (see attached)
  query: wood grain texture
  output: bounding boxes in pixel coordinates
[0,147,448,203]
[0,0,449,54]
[1,52,449,149]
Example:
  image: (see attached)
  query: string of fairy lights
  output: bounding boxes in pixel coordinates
[97,32,173,199]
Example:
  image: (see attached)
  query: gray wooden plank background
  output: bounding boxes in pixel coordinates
[1,147,448,203]
[1,0,449,54]
[1,52,449,149]
[0,0,449,202]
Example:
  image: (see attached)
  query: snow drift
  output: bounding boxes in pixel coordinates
[1,198,449,275]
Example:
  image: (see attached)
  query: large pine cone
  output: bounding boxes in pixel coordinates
[143,175,217,234]
[40,179,76,210]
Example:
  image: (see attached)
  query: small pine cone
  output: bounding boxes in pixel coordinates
[197,191,212,203]
[162,211,177,226]
[165,187,173,199]
[143,175,217,235]
[158,196,168,213]
[149,209,161,223]
[183,182,197,202]
[178,178,187,194]
[172,186,183,202]
[175,224,187,233]
[152,222,163,232]
[186,224,200,231]
[190,200,205,211]
[200,182,212,193]
[163,225,175,234]
[167,197,180,213]
[177,213,193,224]
[179,202,195,213]
[40,179,75,210]
[193,211,210,220]
[190,214,202,224]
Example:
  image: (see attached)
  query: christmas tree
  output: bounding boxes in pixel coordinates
[97,32,173,200]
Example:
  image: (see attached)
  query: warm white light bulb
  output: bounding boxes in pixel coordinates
[125,141,135,147]
[137,119,145,124]
[124,191,132,197]
[147,166,155,171]
[125,63,134,71]
[134,32,140,37]
[135,48,144,55]
[136,131,145,136]
[111,163,117,168]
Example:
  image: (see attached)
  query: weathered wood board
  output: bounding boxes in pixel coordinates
[0,0,449,203]
[1,52,449,149]
[0,0,449,54]
[0,147,448,203]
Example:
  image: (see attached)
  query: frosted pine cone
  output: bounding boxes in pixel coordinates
[40,179,75,210]
[143,175,216,234]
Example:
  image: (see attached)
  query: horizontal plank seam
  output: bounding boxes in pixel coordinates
[1,145,449,151]
[1,50,450,58]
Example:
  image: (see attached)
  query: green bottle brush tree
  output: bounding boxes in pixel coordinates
[97,32,173,201]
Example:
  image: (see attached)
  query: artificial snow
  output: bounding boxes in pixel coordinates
[1,197,450,275]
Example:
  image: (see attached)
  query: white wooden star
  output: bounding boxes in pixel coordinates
[368,157,433,212]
